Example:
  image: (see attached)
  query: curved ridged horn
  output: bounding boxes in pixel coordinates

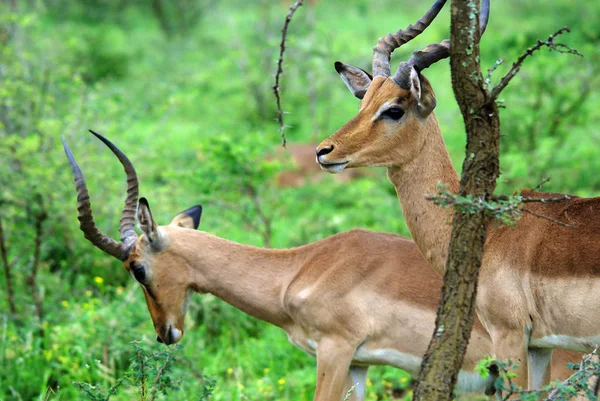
[62,130,139,261]
[372,0,447,78]
[393,0,490,89]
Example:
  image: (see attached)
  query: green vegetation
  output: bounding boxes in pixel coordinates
[0,0,598,400]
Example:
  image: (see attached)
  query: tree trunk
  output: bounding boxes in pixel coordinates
[412,1,501,400]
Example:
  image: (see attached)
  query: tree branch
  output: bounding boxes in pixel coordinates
[0,217,17,315]
[530,177,551,191]
[490,26,582,99]
[545,349,600,401]
[27,195,47,327]
[273,0,304,147]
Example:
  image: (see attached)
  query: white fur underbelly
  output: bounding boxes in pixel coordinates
[353,347,491,394]
[353,347,422,375]
[287,336,491,394]
[531,335,600,352]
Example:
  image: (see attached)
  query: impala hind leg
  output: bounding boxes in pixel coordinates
[313,338,356,401]
[527,348,552,390]
[344,366,368,401]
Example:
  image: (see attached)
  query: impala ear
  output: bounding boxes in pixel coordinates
[409,67,437,118]
[137,198,160,243]
[335,61,373,99]
[170,205,202,230]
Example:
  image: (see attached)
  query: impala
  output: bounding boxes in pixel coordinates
[274,143,371,187]
[63,131,579,400]
[316,0,597,392]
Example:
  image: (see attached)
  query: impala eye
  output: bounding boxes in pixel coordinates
[133,267,146,283]
[382,107,405,121]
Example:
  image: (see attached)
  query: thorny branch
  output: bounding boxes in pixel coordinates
[273,0,304,147]
[531,177,551,191]
[521,208,577,229]
[490,26,583,99]
[426,186,575,228]
[546,349,600,400]
[487,348,600,400]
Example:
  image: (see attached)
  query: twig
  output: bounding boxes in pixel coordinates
[530,177,551,191]
[0,218,17,315]
[149,351,175,401]
[493,194,571,204]
[27,195,47,328]
[546,348,599,400]
[273,0,304,147]
[521,195,571,203]
[485,58,503,89]
[137,346,146,400]
[522,208,577,229]
[490,26,582,99]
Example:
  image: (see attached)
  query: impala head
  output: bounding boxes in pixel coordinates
[316,0,489,171]
[62,130,203,345]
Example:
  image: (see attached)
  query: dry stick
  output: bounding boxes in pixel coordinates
[530,177,551,191]
[0,218,17,315]
[273,0,304,147]
[27,198,47,326]
[522,208,577,229]
[490,26,583,100]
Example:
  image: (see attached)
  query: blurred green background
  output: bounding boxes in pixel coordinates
[0,0,598,400]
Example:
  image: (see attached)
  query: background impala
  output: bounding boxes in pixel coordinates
[1,0,597,399]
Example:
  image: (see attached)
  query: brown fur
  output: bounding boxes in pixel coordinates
[124,207,581,400]
[272,143,371,187]
[317,69,593,392]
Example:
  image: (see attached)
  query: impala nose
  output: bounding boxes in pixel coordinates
[316,145,334,157]
[157,325,183,346]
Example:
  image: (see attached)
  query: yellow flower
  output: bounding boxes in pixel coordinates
[400,376,408,384]
[94,276,104,284]
[366,378,373,387]
[116,286,123,295]
[382,379,392,388]
[61,300,69,308]
[278,378,286,385]
[227,368,233,375]
[85,290,92,297]
[263,367,270,374]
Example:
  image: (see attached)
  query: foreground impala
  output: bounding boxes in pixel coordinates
[316,0,597,392]
[63,131,578,400]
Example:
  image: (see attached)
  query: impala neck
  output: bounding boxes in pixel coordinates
[386,115,459,274]
[184,231,296,328]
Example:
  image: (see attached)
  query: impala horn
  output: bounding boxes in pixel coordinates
[62,130,139,261]
[393,0,490,89]
[372,0,448,78]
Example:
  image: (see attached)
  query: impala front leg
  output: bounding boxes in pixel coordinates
[344,365,369,401]
[314,337,356,401]
[492,329,529,394]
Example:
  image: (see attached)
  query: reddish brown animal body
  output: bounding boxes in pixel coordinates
[62,131,582,400]
[315,0,596,392]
